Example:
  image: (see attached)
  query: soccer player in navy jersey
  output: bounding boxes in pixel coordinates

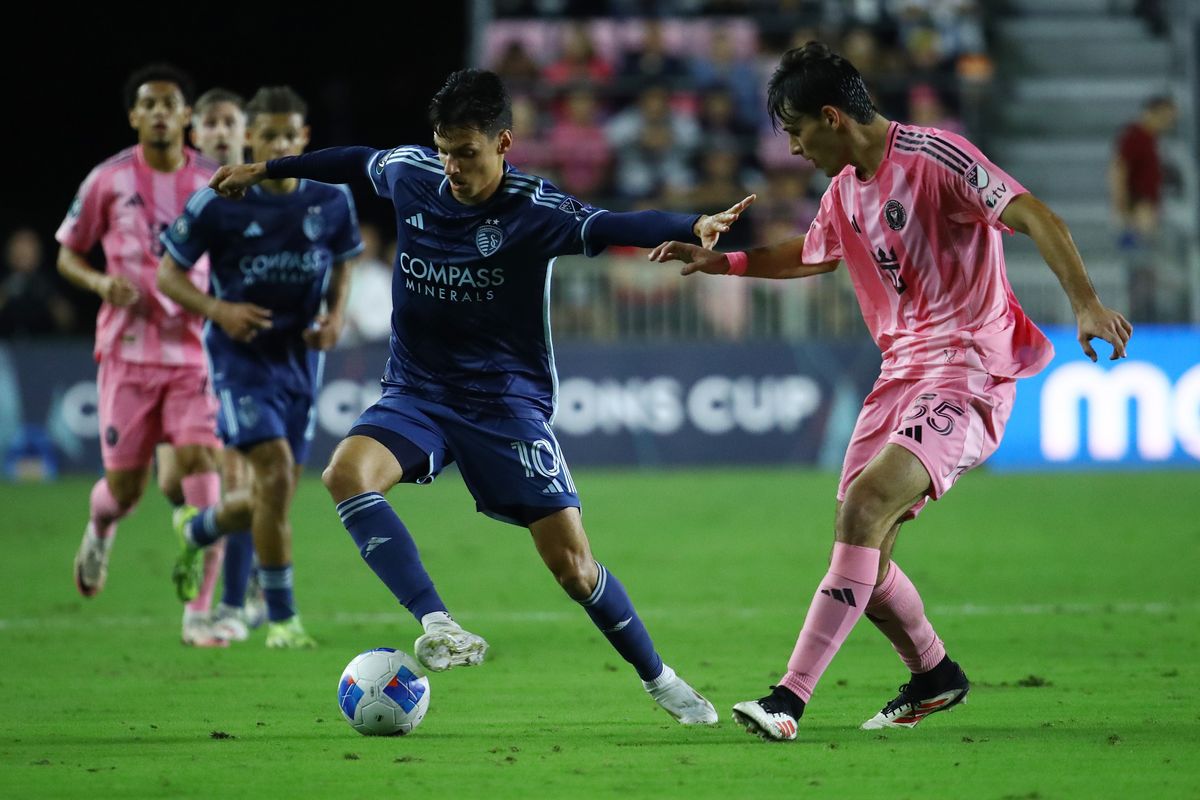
[211,69,751,722]
[159,86,364,649]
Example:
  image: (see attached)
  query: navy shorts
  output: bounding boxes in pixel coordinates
[349,388,580,527]
[215,383,317,464]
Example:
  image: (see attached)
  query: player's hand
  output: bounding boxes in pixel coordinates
[694,194,755,250]
[302,313,342,351]
[212,300,273,342]
[648,241,731,276]
[209,163,268,200]
[100,275,140,307]
[1076,303,1132,361]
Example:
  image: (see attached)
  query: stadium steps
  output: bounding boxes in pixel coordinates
[988,0,1173,292]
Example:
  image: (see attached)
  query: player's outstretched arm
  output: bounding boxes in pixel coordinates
[648,235,839,280]
[694,194,756,249]
[56,245,139,306]
[210,163,268,199]
[1000,193,1132,361]
[156,253,272,342]
[212,147,379,200]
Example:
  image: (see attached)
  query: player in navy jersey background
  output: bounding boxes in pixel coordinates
[211,69,750,722]
[158,86,363,649]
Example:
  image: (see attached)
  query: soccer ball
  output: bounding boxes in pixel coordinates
[337,648,430,736]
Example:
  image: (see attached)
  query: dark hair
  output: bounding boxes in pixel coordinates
[766,41,876,128]
[1144,94,1175,111]
[193,88,246,117]
[245,86,308,122]
[428,69,512,137]
[123,63,195,110]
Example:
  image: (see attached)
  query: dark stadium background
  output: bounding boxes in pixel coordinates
[9,7,467,272]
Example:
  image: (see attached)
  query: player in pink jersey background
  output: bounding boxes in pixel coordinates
[650,42,1131,741]
[55,63,227,647]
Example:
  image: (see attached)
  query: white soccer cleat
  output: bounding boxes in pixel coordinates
[210,603,250,642]
[413,612,488,672]
[73,522,112,598]
[861,663,970,730]
[732,693,801,741]
[181,610,229,648]
[643,664,718,725]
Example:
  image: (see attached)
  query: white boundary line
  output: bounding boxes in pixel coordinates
[0,601,1194,632]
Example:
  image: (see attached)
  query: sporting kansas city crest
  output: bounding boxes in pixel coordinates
[302,206,325,241]
[475,219,504,257]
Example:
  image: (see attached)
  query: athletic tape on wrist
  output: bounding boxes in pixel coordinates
[725,251,748,276]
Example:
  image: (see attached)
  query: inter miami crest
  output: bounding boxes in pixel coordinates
[302,206,325,241]
[965,163,989,189]
[475,219,504,257]
[883,199,907,231]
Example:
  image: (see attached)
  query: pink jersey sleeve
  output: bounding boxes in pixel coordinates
[933,131,1027,230]
[55,168,107,253]
[801,182,843,264]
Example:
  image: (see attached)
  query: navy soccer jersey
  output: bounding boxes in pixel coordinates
[366,146,608,419]
[163,180,363,394]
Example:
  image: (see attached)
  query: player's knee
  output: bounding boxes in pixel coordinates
[108,478,144,510]
[158,477,184,507]
[837,483,892,546]
[321,458,363,502]
[550,554,596,601]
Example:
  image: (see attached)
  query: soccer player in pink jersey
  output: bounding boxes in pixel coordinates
[55,64,226,646]
[650,42,1132,741]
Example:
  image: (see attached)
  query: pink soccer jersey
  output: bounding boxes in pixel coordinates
[802,122,1054,380]
[55,145,218,365]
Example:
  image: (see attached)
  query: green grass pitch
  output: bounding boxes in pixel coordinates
[1,468,1197,798]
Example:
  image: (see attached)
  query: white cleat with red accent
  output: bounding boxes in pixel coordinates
[732,692,802,741]
[861,664,970,730]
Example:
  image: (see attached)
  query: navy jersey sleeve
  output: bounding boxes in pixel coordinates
[331,185,365,261]
[161,188,220,269]
[504,174,609,257]
[366,146,445,199]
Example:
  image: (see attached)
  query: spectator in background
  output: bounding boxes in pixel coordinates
[608,85,699,200]
[697,84,758,152]
[547,88,613,197]
[906,83,962,134]
[341,222,393,346]
[690,28,762,130]
[618,20,685,89]
[544,22,613,88]
[0,227,74,338]
[1110,95,1180,321]
[506,94,553,177]
[492,40,543,90]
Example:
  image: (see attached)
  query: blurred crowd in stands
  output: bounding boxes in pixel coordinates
[3,1,999,344]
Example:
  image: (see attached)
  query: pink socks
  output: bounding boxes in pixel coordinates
[779,542,880,702]
[866,561,946,673]
[182,473,224,614]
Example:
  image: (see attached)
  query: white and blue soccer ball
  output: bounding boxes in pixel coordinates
[337,648,430,736]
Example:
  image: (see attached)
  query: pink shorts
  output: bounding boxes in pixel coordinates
[837,372,1016,519]
[97,358,221,471]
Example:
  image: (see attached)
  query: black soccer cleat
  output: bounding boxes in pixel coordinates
[861,658,969,730]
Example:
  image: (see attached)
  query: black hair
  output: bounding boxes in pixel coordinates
[766,41,876,129]
[123,62,195,110]
[428,69,513,137]
[1144,94,1175,111]
[193,88,246,117]
[245,86,308,123]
